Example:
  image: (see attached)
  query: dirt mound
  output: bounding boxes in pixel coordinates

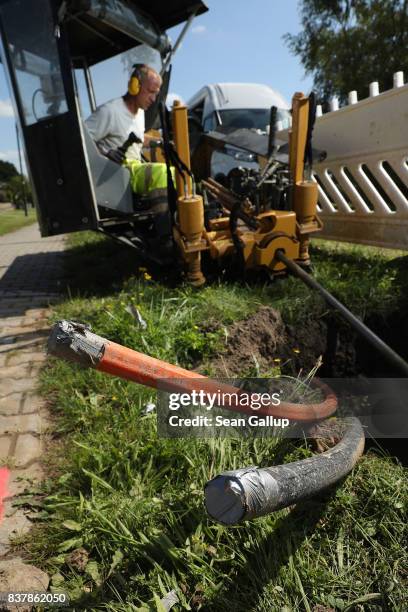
[209,306,287,376]
[206,305,330,378]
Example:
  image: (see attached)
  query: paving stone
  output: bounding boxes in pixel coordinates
[0,325,48,336]
[0,512,32,558]
[0,507,31,533]
[6,350,46,367]
[0,316,25,327]
[0,559,49,610]
[0,393,22,416]
[0,414,45,435]
[0,302,53,316]
[0,364,32,381]
[24,319,50,329]
[1,317,45,327]
[29,363,46,377]
[25,308,49,318]
[0,437,11,461]
[6,463,44,497]
[22,394,44,413]
[0,338,45,355]
[3,499,20,518]
[2,499,39,523]
[0,379,37,396]
[13,434,42,467]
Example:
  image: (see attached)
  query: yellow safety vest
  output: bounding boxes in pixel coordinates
[124,160,174,196]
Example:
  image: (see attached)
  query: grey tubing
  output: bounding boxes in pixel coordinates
[276,250,408,377]
[205,417,365,525]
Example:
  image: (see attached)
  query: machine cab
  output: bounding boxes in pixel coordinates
[0,0,207,236]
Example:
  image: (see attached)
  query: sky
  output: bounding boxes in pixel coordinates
[0,0,313,172]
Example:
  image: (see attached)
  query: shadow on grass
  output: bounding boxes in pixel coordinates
[62,234,146,297]
[63,232,408,301]
[61,231,282,299]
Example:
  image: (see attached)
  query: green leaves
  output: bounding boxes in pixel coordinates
[108,549,124,577]
[62,520,82,531]
[284,0,408,103]
[57,537,83,552]
[85,560,101,585]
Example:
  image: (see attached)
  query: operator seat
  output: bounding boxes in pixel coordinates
[82,122,134,215]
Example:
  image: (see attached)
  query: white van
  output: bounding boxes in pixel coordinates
[187,82,291,131]
[187,83,291,177]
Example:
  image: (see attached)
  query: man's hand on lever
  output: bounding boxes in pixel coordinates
[104,132,143,165]
[106,148,126,164]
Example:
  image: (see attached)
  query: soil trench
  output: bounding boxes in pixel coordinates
[208,305,408,379]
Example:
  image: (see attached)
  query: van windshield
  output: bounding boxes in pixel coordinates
[218,108,290,131]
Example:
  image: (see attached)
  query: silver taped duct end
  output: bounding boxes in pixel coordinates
[47,320,106,367]
[205,467,279,525]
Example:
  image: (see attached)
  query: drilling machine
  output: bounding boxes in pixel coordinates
[166,92,323,285]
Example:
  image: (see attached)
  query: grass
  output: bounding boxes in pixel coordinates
[26,231,407,610]
[0,205,37,235]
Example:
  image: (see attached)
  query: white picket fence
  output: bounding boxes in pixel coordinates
[309,72,408,249]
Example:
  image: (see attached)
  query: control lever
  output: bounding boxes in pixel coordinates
[106,132,143,164]
[118,131,142,156]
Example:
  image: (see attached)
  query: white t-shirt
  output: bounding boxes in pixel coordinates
[85,97,145,161]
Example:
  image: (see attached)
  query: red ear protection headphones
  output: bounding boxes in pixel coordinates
[128,64,144,96]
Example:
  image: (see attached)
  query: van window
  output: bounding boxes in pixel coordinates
[203,112,216,132]
[190,99,205,124]
[218,108,291,131]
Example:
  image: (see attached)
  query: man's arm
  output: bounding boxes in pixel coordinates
[143,130,163,147]
[85,104,111,148]
[85,104,125,163]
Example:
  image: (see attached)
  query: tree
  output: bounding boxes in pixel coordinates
[284,0,408,105]
[0,159,18,182]
[6,175,32,209]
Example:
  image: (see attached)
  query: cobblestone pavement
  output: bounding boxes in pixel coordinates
[0,223,66,559]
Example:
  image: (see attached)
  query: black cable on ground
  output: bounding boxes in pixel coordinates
[205,417,365,525]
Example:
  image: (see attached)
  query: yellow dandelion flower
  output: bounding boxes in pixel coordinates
[143,272,152,281]
[273,358,281,363]
[293,348,301,354]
